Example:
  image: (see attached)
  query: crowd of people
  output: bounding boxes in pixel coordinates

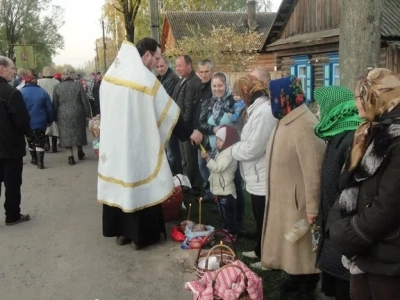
[98,37,400,300]
[1,35,400,300]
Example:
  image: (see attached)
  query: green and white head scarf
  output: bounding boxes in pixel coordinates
[314,86,363,140]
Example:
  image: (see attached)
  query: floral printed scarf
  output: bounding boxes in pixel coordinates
[269,75,305,120]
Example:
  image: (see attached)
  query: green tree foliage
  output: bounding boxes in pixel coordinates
[0,0,64,71]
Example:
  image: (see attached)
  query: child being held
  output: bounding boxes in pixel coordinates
[226,82,245,130]
[201,125,240,241]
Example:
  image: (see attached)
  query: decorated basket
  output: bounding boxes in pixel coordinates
[212,264,251,300]
[162,177,183,222]
[195,230,237,279]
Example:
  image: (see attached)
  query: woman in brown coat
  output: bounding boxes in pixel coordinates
[260,76,325,299]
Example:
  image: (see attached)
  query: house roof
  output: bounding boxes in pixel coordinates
[382,0,400,38]
[165,11,277,51]
[268,28,340,47]
[264,0,400,49]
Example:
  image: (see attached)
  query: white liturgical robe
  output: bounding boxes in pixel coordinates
[97,41,180,213]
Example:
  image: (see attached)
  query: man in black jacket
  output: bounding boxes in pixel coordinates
[194,59,214,201]
[171,55,202,194]
[156,56,179,97]
[0,56,31,225]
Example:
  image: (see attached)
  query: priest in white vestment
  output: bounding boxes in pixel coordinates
[98,38,193,249]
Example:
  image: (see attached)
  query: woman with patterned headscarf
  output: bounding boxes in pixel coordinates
[53,68,91,165]
[259,75,325,298]
[231,74,276,263]
[314,86,362,300]
[327,68,400,300]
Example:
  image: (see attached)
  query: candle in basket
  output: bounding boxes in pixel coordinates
[220,240,223,262]
[187,203,192,221]
[199,197,202,225]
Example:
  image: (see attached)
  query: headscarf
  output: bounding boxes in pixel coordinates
[215,125,240,152]
[269,75,305,120]
[211,72,232,124]
[237,74,267,107]
[54,73,62,81]
[314,86,363,140]
[345,68,400,172]
[24,76,37,84]
[62,68,75,81]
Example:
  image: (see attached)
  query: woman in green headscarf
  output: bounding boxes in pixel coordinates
[314,86,362,300]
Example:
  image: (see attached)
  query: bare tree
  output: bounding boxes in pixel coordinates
[339,0,382,89]
[112,0,142,43]
[256,0,272,12]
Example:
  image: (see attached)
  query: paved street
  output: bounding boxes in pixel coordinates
[0,140,195,300]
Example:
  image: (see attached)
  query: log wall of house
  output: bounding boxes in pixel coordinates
[277,47,389,90]
[386,45,400,73]
[256,53,275,71]
[281,0,340,37]
[214,53,275,73]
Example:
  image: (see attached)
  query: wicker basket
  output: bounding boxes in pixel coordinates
[212,264,250,300]
[162,177,183,222]
[195,234,237,279]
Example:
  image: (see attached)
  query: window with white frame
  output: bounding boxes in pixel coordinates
[324,53,340,86]
[290,55,313,103]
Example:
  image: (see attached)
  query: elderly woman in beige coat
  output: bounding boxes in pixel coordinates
[260,76,325,299]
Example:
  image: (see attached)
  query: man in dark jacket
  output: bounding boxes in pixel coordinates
[171,55,202,194]
[0,56,31,225]
[194,59,214,200]
[92,72,102,115]
[156,56,179,97]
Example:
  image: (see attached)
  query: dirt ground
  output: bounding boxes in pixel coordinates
[0,139,199,300]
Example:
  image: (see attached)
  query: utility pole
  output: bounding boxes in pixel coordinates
[95,43,100,73]
[149,0,160,43]
[102,20,107,73]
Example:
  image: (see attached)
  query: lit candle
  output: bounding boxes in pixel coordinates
[220,240,223,263]
[187,203,192,221]
[199,197,202,225]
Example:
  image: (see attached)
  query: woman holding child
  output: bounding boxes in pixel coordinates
[198,72,245,237]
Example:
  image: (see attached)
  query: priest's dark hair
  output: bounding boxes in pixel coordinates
[136,37,161,57]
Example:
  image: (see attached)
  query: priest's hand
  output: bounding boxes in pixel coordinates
[190,130,203,145]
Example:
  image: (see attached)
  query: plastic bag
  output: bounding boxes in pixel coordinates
[284,219,310,243]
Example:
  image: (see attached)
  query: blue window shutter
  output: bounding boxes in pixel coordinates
[323,64,331,86]
[290,66,296,76]
[306,64,314,103]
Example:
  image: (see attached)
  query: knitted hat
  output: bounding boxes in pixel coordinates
[216,125,240,151]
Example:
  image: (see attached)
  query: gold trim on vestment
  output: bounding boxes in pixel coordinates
[103,75,161,97]
[97,186,175,213]
[157,97,173,127]
[98,144,165,187]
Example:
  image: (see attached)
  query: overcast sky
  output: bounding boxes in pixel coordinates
[52,0,283,67]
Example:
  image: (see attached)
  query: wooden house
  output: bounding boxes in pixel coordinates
[262,0,400,102]
[161,2,277,72]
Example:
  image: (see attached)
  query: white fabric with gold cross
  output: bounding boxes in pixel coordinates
[97,41,180,213]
